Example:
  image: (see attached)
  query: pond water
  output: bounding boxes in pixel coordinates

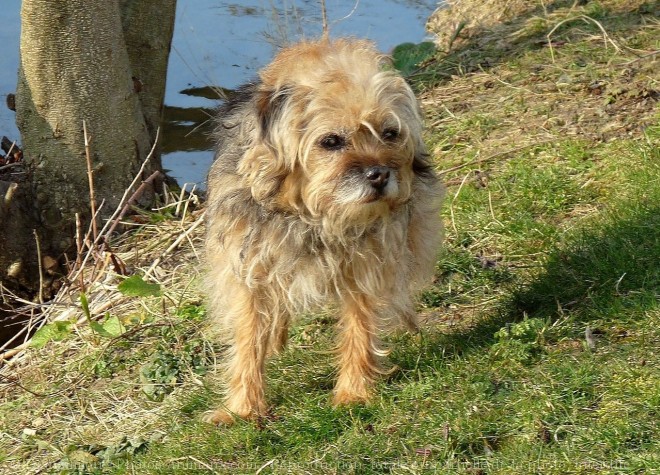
[0,0,439,188]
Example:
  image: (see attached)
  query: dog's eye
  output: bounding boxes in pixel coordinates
[382,128,400,142]
[319,134,346,151]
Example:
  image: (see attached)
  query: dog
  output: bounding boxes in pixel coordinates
[203,38,443,425]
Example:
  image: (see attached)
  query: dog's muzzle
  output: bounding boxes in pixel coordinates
[365,166,390,193]
[336,165,399,205]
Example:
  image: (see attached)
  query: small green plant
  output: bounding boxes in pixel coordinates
[391,41,436,76]
[31,321,74,349]
[139,334,210,402]
[494,316,547,343]
[175,304,206,321]
[89,314,126,339]
[52,436,153,474]
[491,316,548,362]
[82,292,126,341]
[117,275,161,297]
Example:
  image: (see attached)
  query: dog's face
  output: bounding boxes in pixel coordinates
[239,39,427,228]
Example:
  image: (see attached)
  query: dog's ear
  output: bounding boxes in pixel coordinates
[240,86,294,203]
[412,150,436,181]
[255,86,292,148]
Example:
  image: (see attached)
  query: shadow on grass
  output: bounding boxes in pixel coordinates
[509,201,659,322]
[394,200,659,370]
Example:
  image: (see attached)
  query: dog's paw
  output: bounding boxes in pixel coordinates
[332,389,371,407]
[201,409,237,426]
[400,310,420,333]
[202,400,270,426]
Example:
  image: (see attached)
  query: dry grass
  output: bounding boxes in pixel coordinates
[0,181,207,472]
[422,0,658,187]
[426,0,653,51]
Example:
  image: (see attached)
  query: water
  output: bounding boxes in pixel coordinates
[0,3,20,144]
[0,0,438,187]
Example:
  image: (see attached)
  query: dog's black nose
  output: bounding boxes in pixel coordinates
[365,166,390,191]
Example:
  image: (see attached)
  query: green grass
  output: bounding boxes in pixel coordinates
[1,1,658,473]
[92,131,655,475]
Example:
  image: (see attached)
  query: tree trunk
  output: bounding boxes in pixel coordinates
[120,0,176,143]
[1,0,176,299]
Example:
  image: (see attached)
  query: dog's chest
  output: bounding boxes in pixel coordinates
[241,215,410,311]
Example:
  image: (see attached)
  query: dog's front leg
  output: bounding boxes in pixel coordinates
[333,294,384,406]
[204,286,270,425]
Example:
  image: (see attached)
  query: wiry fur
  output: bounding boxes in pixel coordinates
[203,38,444,424]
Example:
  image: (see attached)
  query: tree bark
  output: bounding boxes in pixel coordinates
[1,0,176,298]
[120,0,177,143]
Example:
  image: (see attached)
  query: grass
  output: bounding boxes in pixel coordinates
[1,0,658,473]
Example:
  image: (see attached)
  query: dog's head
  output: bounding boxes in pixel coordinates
[239,39,432,229]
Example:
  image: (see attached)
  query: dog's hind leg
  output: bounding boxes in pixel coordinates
[392,292,420,333]
[268,313,290,356]
[333,294,384,406]
[203,285,270,425]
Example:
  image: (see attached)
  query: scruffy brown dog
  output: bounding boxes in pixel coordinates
[204,38,443,425]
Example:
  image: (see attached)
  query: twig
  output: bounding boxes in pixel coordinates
[256,459,275,475]
[547,15,620,63]
[97,127,160,241]
[333,0,360,25]
[0,162,22,172]
[144,210,206,279]
[75,213,85,289]
[175,183,189,217]
[23,306,40,347]
[179,184,197,223]
[624,49,659,65]
[33,230,44,304]
[488,190,504,228]
[0,345,24,362]
[1,129,171,362]
[0,310,36,352]
[189,456,218,474]
[83,120,98,241]
[8,131,163,360]
[104,170,162,238]
[449,172,470,237]
[438,140,557,177]
[74,198,106,286]
[320,0,328,38]
[70,128,160,284]
[162,179,170,206]
[0,138,20,160]
[5,141,16,157]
